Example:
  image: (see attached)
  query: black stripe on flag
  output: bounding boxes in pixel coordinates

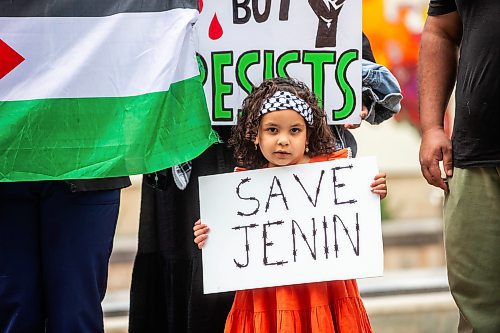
[0,0,198,17]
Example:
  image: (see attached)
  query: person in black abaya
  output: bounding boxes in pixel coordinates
[128,126,235,333]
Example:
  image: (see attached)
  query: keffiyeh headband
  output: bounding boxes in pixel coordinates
[261,91,313,125]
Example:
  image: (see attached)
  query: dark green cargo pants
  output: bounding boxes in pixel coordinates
[444,167,500,333]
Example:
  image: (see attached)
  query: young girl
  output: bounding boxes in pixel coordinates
[194,77,387,333]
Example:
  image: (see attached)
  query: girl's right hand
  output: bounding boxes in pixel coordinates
[193,219,209,249]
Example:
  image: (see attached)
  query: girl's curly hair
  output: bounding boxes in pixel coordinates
[229,77,336,169]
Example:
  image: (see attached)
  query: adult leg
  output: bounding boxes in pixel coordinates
[0,182,44,333]
[40,181,120,333]
[444,167,500,332]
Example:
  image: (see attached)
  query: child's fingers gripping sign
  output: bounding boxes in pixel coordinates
[193,219,210,249]
[371,172,387,200]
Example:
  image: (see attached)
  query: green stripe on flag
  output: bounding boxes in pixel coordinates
[0,76,218,182]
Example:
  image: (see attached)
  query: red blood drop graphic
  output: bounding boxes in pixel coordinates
[208,13,223,40]
[198,0,203,12]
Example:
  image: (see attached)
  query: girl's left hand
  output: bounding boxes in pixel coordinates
[371,172,387,199]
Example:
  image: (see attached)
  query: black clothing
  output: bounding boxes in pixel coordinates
[428,0,500,168]
[362,32,376,63]
[129,130,235,333]
[66,176,131,192]
[428,0,457,15]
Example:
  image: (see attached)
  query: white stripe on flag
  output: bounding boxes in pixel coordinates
[0,8,200,101]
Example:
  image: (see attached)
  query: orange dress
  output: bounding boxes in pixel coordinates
[224,149,373,333]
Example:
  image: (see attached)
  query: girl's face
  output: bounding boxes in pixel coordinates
[254,109,309,168]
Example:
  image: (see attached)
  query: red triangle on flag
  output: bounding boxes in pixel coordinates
[0,39,25,79]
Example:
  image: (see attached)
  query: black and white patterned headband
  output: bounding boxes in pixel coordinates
[260,91,313,125]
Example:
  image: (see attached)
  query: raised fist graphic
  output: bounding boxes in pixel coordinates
[308,0,346,48]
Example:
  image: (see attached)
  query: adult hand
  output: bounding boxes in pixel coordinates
[419,128,453,192]
[343,104,368,129]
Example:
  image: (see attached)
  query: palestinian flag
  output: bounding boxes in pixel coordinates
[0,0,217,182]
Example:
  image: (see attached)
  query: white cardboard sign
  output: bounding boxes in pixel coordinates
[195,0,362,125]
[199,156,383,294]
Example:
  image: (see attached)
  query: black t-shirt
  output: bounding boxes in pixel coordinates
[428,0,500,167]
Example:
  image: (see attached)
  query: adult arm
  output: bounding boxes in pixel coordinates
[418,11,462,191]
